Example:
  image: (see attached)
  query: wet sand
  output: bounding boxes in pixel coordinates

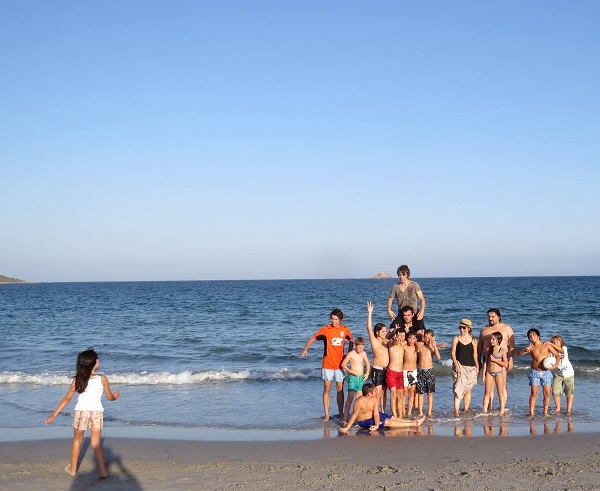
[1,431,599,490]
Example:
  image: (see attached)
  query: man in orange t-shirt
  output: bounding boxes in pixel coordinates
[301,308,353,421]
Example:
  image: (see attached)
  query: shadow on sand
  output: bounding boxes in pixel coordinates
[68,438,143,490]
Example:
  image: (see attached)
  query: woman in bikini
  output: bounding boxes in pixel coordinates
[482,331,508,414]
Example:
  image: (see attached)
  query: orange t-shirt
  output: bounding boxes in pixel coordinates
[313,325,353,370]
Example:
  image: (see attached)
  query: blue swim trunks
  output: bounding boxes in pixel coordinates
[347,374,365,393]
[528,368,553,386]
[357,412,391,429]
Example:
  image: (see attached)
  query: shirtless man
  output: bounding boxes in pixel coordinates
[416,329,441,417]
[403,331,419,417]
[478,308,515,371]
[366,302,389,412]
[478,308,514,405]
[517,328,561,417]
[338,383,425,433]
[386,329,406,418]
[387,265,426,322]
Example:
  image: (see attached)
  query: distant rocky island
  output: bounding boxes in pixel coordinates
[372,272,392,279]
[0,274,27,284]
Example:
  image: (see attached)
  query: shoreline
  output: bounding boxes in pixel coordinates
[1,432,599,490]
[2,418,599,443]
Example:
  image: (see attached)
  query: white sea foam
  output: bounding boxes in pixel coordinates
[0,368,317,386]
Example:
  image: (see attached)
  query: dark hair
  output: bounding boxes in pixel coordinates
[401,305,414,314]
[374,323,387,337]
[527,328,541,338]
[75,348,98,394]
[330,308,344,321]
[407,330,417,339]
[487,308,502,321]
[397,265,411,277]
[491,331,503,344]
[362,383,376,396]
[425,329,434,336]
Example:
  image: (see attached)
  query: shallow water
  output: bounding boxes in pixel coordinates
[1,277,599,436]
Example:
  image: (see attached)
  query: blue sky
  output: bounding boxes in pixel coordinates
[2,1,599,281]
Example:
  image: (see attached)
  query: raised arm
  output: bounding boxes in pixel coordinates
[366,302,377,346]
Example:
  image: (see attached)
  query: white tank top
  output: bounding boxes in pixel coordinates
[74,374,104,411]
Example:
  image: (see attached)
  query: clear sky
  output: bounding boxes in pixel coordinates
[2,1,599,282]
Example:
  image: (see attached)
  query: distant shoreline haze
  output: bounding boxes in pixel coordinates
[0,275,26,284]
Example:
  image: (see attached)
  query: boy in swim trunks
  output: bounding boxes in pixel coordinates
[517,328,561,417]
[403,331,419,416]
[338,383,425,433]
[341,337,370,423]
[386,329,406,418]
[416,329,441,417]
[366,302,389,412]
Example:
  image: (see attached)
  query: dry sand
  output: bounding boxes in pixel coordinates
[1,431,599,491]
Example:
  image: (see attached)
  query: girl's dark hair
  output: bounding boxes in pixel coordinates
[75,348,98,393]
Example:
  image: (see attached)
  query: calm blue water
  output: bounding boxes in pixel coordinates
[1,277,599,437]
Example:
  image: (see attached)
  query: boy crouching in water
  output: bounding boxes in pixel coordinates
[339,383,425,433]
[341,337,370,423]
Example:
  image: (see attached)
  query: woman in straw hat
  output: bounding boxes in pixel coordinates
[450,319,479,417]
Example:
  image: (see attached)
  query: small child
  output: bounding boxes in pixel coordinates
[550,335,575,414]
[46,348,120,478]
[482,331,508,414]
[341,337,370,423]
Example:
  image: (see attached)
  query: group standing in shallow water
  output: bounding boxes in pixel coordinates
[301,265,577,431]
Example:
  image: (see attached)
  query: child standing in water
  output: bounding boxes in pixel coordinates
[341,336,370,423]
[46,348,120,479]
[549,335,575,414]
[482,332,508,414]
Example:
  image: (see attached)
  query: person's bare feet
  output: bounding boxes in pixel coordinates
[323,415,330,422]
[64,465,76,477]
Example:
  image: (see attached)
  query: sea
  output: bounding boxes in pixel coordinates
[1,277,599,440]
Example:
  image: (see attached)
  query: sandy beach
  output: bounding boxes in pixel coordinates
[1,431,599,491]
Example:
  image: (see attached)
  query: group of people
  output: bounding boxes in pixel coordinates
[301,265,576,432]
